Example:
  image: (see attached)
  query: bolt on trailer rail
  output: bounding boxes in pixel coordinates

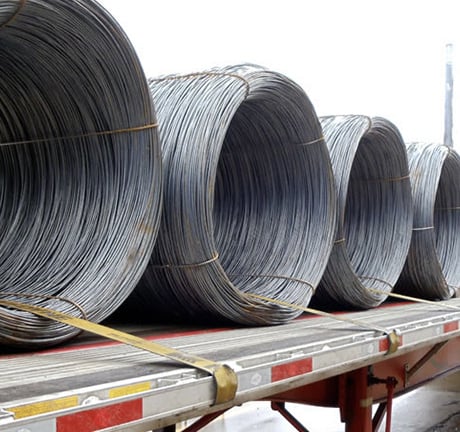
[0,298,459,432]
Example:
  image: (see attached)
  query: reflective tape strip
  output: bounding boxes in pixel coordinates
[5,398,151,432]
[109,382,151,399]
[238,369,272,391]
[271,358,313,382]
[56,399,142,432]
[9,396,79,419]
[0,299,237,405]
[1,418,56,432]
[379,335,403,353]
[444,321,459,333]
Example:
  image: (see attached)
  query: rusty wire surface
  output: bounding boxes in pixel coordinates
[313,115,413,309]
[0,0,162,347]
[396,143,460,300]
[125,65,337,325]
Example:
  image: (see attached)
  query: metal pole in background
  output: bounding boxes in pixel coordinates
[444,43,454,147]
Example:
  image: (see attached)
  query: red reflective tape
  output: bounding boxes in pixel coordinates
[271,358,312,382]
[379,335,403,352]
[57,399,142,432]
[444,321,459,333]
[379,339,389,352]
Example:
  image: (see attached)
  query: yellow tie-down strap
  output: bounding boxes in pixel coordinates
[0,299,237,406]
[248,293,401,355]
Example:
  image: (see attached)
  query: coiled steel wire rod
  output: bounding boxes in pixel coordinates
[127,65,337,325]
[312,115,413,309]
[395,143,460,300]
[0,0,161,347]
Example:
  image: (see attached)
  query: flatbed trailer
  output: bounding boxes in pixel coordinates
[0,298,459,432]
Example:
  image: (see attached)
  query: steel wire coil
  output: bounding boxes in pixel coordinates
[125,65,337,325]
[395,143,460,300]
[312,115,413,309]
[0,0,161,347]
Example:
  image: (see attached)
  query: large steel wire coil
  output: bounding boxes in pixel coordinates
[312,115,413,309]
[0,0,161,347]
[125,65,337,325]
[395,143,460,300]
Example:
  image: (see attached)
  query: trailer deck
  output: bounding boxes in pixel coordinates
[0,298,459,432]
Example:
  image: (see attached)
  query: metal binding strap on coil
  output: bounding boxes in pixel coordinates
[313,115,413,310]
[0,299,237,406]
[395,143,460,300]
[0,0,162,348]
[126,64,337,327]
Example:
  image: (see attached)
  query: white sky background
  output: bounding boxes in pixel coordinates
[99,0,459,147]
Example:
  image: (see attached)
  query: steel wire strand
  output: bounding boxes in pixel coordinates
[126,65,337,325]
[312,115,413,309]
[395,143,460,300]
[0,0,161,347]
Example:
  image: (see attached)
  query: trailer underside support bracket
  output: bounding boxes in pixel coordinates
[404,340,449,387]
[271,401,311,432]
[180,409,229,432]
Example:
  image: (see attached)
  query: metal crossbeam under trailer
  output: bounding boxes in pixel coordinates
[0,298,459,432]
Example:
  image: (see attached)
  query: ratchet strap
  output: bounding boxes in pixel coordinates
[247,293,401,354]
[0,299,237,405]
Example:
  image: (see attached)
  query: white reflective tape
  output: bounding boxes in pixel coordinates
[1,419,56,432]
[238,368,271,392]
